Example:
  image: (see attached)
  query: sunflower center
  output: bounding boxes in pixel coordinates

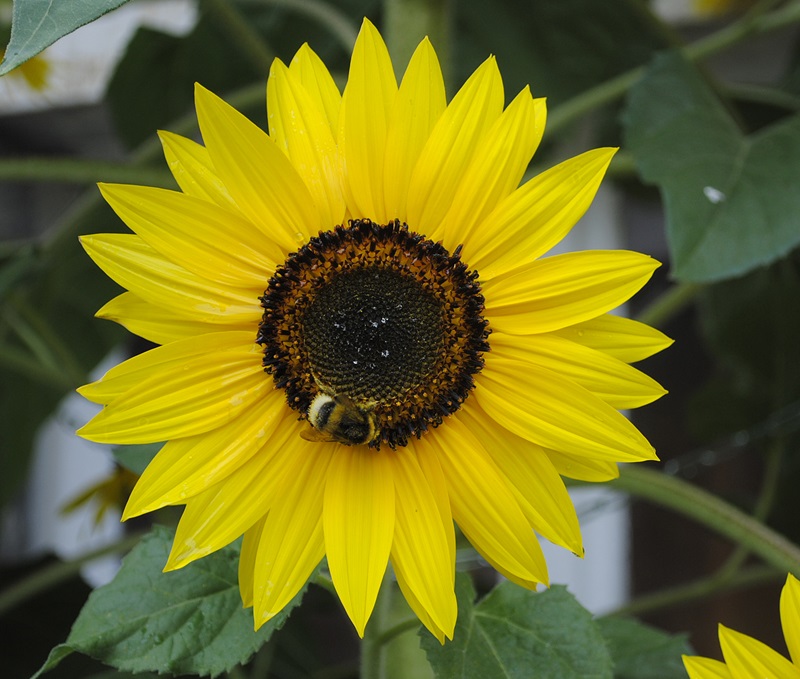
[302,267,444,402]
[257,219,489,449]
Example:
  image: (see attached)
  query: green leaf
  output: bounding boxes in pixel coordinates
[112,443,160,475]
[0,0,131,76]
[35,525,308,677]
[30,644,74,679]
[624,51,800,283]
[598,617,692,679]
[422,575,613,679]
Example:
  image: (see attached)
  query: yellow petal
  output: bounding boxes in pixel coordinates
[267,58,346,228]
[122,388,287,518]
[239,515,267,608]
[388,449,457,639]
[164,419,303,569]
[551,313,673,364]
[382,37,446,221]
[393,563,447,644]
[195,83,318,251]
[491,332,666,409]
[324,446,395,637]
[77,343,267,444]
[460,400,582,555]
[80,234,262,326]
[96,292,250,346]
[468,148,617,280]
[545,449,620,482]
[289,43,341,133]
[413,442,456,573]
[99,183,275,287]
[476,356,658,463]
[253,445,333,628]
[484,250,660,334]
[158,130,238,211]
[425,416,549,585]
[683,655,734,679]
[339,18,397,221]
[782,573,800,666]
[719,624,800,679]
[438,89,544,246]
[79,330,254,404]
[407,56,504,238]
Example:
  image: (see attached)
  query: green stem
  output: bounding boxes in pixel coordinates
[605,466,800,576]
[241,0,358,53]
[614,439,787,617]
[40,82,266,261]
[546,0,800,138]
[376,616,420,647]
[0,532,143,618]
[383,0,452,81]
[311,570,337,597]
[722,82,800,111]
[8,295,87,387]
[360,575,393,679]
[0,158,174,187]
[635,282,703,329]
[605,151,637,179]
[0,342,75,389]
[610,564,781,618]
[717,436,785,578]
[204,0,274,74]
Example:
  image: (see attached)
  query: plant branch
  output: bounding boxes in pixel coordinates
[635,282,703,329]
[0,158,174,187]
[0,532,144,618]
[610,564,781,618]
[602,465,800,576]
[546,0,800,138]
[383,0,452,82]
[204,0,274,74]
[240,0,358,53]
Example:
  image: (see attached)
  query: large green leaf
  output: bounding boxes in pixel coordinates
[624,51,800,283]
[422,576,613,679]
[598,617,692,679]
[0,0,131,76]
[34,525,308,677]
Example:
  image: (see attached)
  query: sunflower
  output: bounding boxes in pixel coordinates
[683,574,800,678]
[77,18,669,641]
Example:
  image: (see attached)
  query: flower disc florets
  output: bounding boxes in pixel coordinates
[257,219,490,448]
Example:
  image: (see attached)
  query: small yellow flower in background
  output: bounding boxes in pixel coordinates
[693,0,756,18]
[683,573,800,678]
[0,49,50,91]
[61,467,139,525]
[77,18,669,641]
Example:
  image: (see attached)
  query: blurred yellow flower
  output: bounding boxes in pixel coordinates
[77,18,668,640]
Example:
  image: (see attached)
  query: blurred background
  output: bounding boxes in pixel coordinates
[2,0,800,677]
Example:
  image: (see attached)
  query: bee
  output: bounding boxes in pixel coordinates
[301,391,379,446]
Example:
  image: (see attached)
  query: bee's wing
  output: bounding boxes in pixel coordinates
[300,427,337,443]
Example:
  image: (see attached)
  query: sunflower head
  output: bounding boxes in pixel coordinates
[77,18,669,641]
